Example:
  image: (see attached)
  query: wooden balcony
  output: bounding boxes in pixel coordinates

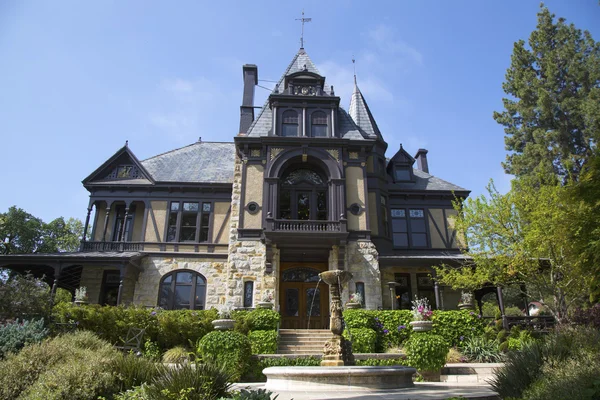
[80,241,144,252]
[270,219,345,232]
[264,218,348,246]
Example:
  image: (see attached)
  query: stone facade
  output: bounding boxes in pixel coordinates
[345,241,382,310]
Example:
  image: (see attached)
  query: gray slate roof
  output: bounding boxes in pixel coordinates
[141,142,235,183]
[349,84,381,140]
[246,49,369,140]
[389,168,468,192]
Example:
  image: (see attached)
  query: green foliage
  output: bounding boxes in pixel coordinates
[198,331,252,381]
[459,337,503,363]
[0,273,52,321]
[0,206,84,254]
[355,357,406,366]
[343,309,377,329]
[145,362,232,400]
[112,353,160,393]
[248,330,278,354]
[493,6,600,183]
[51,303,217,350]
[404,334,450,372]
[0,318,48,359]
[344,328,377,353]
[231,309,251,334]
[144,339,162,361]
[112,386,148,400]
[491,326,600,399]
[226,388,278,400]
[431,310,485,347]
[53,287,73,304]
[0,330,121,400]
[246,308,280,330]
[243,356,320,382]
[162,346,192,364]
[373,310,413,348]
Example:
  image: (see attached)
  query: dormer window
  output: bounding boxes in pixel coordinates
[394,166,411,181]
[311,111,328,137]
[282,110,299,137]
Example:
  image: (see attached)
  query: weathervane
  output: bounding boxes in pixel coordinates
[352,56,357,84]
[295,9,312,49]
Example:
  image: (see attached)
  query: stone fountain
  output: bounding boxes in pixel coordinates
[263,269,416,392]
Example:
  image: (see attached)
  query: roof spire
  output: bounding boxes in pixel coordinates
[295,9,312,49]
[352,56,357,85]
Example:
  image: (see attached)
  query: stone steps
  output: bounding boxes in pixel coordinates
[440,363,504,385]
[277,329,331,355]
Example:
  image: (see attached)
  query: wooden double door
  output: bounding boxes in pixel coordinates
[280,263,329,329]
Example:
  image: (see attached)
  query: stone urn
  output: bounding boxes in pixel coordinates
[211,319,235,331]
[74,300,88,306]
[458,303,474,310]
[409,320,433,332]
[256,302,273,309]
[345,302,362,310]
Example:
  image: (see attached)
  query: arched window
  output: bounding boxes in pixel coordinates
[279,168,327,220]
[158,270,206,310]
[281,110,299,137]
[311,111,328,137]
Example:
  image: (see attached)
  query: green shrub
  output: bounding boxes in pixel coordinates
[246,308,280,331]
[343,309,376,328]
[248,330,278,354]
[145,362,232,400]
[0,318,48,359]
[112,353,160,393]
[355,357,406,366]
[459,337,503,363]
[243,356,320,382]
[344,328,377,353]
[163,346,192,364]
[0,273,52,321]
[231,310,251,334]
[155,309,216,350]
[0,330,121,400]
[374,310,413,349]
[113,385,148,400]
[404,334,450,372]
[143,339,162,361]
[431,310,485,347]
[226,388,278,400]
[198,331,252,381]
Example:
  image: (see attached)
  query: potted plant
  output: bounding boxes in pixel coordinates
[458,291,474,310]
[346,292,363,309]
[212,306,235,330]
[74,286,88,305]
[409,296,434,332]
[256,290,274,309]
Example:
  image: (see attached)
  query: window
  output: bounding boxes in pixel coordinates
[417,273,436,309]
[279,168,327,220]
[311,111,328,137]
[112,205,134,241]
[394,273,412,310]
[166,201,212,242]
[355,282,366,306]
[380,196,389,237]
[158,270,206,310]
[391,208,428,248]
[243,281,254,308]
[282,110,299,137]
[394,167,411,181]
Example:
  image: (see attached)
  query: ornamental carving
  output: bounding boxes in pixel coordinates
[270,148,284,160]
[250,149,261,157]
[349,152,359,160]
[326,149,339,161]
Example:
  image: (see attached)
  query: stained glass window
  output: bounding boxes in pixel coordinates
[243,281,253,308]
[282,267,321,282]
[282,169,324,186]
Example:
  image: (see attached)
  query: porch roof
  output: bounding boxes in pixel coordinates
[0,251,145,269]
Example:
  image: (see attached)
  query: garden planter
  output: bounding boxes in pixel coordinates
[420,369,441,382]
[409,320,433,332]
[256,302,274,309]
[74,300,88,306]
[212,319,235,331]
[458,303,474,310]
[345,302,362,309]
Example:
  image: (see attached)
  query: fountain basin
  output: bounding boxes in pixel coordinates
[319,270,353,285]
[264,366,416,391]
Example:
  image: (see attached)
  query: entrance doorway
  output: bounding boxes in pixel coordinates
[280,263,328,329]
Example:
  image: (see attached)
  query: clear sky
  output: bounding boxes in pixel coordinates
[1,1,599,223]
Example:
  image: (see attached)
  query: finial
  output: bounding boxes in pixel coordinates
[125,140,128,147]
[198,136,202,142]
[274,83,279,94]
[295,9,312,49]
[331,85,335,95]
[352,56,357,85]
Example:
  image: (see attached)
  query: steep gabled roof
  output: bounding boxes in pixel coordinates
[83,144,154,186]
[349,83,382,140]
[389,168,469,192]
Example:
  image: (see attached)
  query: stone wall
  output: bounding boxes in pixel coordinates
[345,240,382,310]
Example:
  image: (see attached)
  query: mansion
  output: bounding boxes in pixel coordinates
[1,47,470,329]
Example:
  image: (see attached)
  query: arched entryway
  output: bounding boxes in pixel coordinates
[280,263,328,329]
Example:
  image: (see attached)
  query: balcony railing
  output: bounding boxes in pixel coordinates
[267,219,346,233]
[80,241,144,252]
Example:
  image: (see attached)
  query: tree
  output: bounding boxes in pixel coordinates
[493,6,600,183]
[0,206,84,254]
[435,179,591,322]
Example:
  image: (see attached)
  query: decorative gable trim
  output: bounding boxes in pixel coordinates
[82,144,155,185]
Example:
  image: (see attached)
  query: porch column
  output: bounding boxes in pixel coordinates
[116,263,126,306]
[521,284,530,316]
[50,263,62,306]
[497,286,508,330]
[82,203,94,242]
[434,280,441,310]
[120,202,132,243]
[102,202,113,242]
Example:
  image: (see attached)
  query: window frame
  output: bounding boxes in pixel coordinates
[166,201,213,243]
[111,204,135,242]
[157,270,207,310]
[391,207,429,248]
[281,109,300,137]
[310,110,328,138]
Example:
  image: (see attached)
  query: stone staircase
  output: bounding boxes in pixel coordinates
[277,329,331,354]
[440,363,504,385]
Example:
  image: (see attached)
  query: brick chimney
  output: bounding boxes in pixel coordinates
[239,64,258,135]
[415,149,429,173]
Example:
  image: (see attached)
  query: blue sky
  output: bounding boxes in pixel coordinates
[1,1,599,223]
